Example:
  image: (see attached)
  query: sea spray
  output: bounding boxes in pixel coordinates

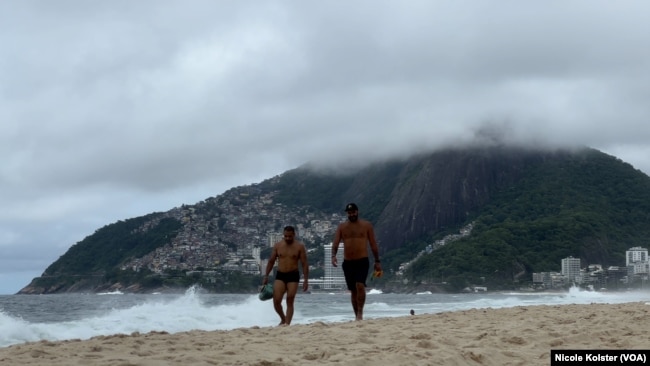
[0,286,278,348]
[2,285,648,348]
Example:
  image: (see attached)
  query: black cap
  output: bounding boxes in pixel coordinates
[344,203,359,212]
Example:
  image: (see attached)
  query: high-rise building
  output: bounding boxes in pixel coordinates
[561,256,581,284]
[323,243,346,290]
[626,247,649,275]
[626,247,648,266]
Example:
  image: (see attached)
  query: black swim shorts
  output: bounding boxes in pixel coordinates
[342,257,370,291]
[275,270,300,284]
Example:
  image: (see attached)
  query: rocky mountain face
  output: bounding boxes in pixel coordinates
[337,147,566,252]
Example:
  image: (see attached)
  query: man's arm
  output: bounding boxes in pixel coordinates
[263,245,278,284]
[300,243,309,291]
[367,222,382,270]
[331,225,342,267]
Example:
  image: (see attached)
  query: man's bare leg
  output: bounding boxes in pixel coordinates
[355,282,366,320]
[272,280,287,325]
[350,289,359,318]
[284,282,299,325]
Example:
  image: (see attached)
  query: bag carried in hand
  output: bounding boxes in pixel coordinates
[258,284,273,301]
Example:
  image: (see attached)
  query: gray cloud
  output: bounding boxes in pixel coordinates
[1,1,649,293]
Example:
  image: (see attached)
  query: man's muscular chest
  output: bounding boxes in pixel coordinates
[278,245,300,258]
[342,225,366,239]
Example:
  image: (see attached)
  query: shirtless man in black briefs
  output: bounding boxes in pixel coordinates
[331,203,382,320]
[263,226,309,325]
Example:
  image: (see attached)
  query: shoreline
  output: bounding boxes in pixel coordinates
[14,285,638,296]
[2,301,649,365]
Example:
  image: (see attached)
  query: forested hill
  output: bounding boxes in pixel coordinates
[20,145,650,293]
[401,147,650,287]
[265,146,650,252]
[261,145,650,286]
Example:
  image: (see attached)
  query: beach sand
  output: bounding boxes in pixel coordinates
[1,302,649,366]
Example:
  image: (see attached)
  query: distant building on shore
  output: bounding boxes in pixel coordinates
[533,248,649,290]
[561,256,581,284]
[626,246,649,276]
[323,243,346,290]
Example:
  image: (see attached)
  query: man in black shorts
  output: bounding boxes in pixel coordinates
[331,203,382,320]
[263,226,309,325]
[342,258,369,291]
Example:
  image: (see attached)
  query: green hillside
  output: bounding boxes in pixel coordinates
[404,149,650,288]
[43,214,182,275]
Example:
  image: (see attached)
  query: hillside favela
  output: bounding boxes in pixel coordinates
[19,147,650,294]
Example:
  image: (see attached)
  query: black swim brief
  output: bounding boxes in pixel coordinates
[342,257,370,291]
[275,270,300,284]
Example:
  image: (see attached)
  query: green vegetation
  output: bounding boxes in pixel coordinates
[43,214,182,276]
[266,167,355,212]
[403,150,650,290]
[261,160,405,222]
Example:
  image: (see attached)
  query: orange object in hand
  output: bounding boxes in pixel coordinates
[373,270,383,278]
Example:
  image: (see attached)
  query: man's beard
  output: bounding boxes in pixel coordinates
[348,215,358,222]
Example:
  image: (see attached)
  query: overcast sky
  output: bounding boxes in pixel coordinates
[1,1,649,294]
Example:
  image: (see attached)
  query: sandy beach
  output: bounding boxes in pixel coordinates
[1,302,649,366]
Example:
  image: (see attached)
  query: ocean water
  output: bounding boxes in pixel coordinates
[1,286,649,348]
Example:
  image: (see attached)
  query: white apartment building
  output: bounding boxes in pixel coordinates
[626,247,649,275]
[561,256,581,284]
[323,243,346,290]
[252,247,261,265]
[626,247,648,266]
